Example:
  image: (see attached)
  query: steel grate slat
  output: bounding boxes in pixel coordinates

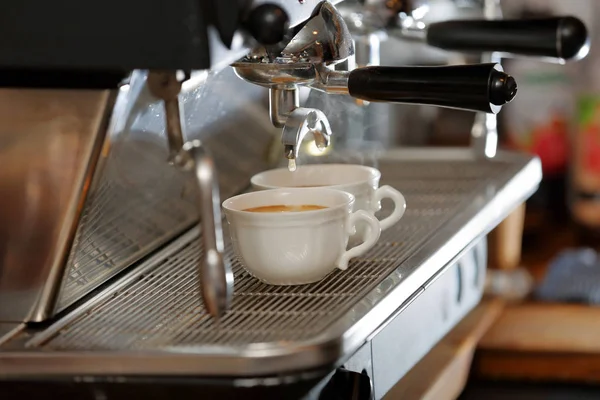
[55,123,274,313]
[36,159,523,351]
[56,143,198,310]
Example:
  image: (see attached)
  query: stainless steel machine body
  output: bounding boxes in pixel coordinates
[0,148,540,399]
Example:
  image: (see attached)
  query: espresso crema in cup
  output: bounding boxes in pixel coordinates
[243,204,327,213]
[223,188,382,285]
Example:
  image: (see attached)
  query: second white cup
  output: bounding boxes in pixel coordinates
[251,164,406,236]
[222,188,381,285]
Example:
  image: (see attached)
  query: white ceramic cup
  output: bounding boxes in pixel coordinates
[250,164,406,235]
[222,188,381,285]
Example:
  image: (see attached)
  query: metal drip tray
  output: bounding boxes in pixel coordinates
[0,149,541,378]
[56,141,197,312]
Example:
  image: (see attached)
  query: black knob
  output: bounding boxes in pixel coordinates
[559,16,589,60]
[245,4,290,46]
[489,70,517,106]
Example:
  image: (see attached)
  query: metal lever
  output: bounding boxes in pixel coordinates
[181,141,233,317]
[147,70,233,318]
[146,71,191,166]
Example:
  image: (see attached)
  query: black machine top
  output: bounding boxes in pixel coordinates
[0,0,305,88]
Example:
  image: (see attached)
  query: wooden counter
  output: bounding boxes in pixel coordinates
[474,223,600,382]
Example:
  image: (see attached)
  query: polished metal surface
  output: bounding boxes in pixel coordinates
[53,135,196,313]
[281,2,354,64]
[340,0,484,38]
[232,62,319,90]
[147,70,232,318]
[53,67,275,316]
[270,88,300,128]
[237,3,351,164]
[231,1,357,164]
[282,108,332,161]
[371,237,486,398]
[172,0,347,74]
[146,70,191,166]
[183,141,233,318]
[0,149,540,377]
[257,0,346,30]
[231,60,351,95]
[0,89,116,322]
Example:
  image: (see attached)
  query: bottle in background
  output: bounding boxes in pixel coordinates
[499,1,577,245]
[571,2,600,243]
[501,58,573,233]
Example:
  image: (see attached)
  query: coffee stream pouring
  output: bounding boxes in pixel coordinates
[232,2,518,169]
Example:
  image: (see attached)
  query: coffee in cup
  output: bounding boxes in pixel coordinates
[222,188,381,285]
[243,204,327,213]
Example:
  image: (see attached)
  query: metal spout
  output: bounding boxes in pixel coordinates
[269,88,299,128]
[281,107,332,161]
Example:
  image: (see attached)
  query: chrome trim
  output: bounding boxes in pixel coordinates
[0,324,24,347]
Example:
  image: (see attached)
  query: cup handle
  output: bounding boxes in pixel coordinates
[336,210,381,271]
[372,185,407,231]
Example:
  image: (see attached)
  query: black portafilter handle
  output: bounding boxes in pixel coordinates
[347,63,517,114]
[426,17,589,61]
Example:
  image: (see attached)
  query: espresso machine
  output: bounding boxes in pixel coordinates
[0,1,588,399]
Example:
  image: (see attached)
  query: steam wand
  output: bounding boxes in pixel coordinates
[147,71,233,319]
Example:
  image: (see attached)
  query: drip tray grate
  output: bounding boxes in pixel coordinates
[28,152,537,353]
